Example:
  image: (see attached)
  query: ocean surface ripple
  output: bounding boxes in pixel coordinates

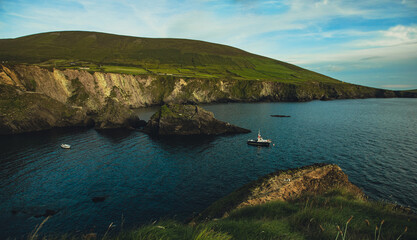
[0,98,416,238]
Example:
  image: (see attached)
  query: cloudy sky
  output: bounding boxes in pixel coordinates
[1,0,416,90]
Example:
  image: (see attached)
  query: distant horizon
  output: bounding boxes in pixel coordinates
[1,0,416,90]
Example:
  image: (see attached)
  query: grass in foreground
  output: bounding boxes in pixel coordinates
[29,188,416,240]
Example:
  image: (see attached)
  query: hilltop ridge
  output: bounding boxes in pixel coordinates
[0,31,342,83]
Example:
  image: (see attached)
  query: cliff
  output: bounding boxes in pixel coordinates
[0,65,148,134]
[1,64,413,110]
[1,64,416,134]
[0,84,87,134]
[144,104,250,135]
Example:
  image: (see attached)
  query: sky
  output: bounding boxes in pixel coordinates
[0,0,416,90]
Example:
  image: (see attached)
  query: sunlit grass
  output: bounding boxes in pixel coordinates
[29,188,416,240]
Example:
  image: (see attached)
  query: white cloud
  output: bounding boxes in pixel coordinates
[353,25,417,48]
[277,24,417,68]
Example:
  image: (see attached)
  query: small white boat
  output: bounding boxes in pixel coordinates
[61,144,71,149]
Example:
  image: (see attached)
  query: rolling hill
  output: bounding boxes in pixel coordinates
[0,31,339,83]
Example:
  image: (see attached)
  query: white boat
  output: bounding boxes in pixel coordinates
[61,144,71,149]
[247,130,272,147]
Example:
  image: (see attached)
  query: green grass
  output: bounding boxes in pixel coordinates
[0,31,341,83]
[31,188,416,240]
[101,65,150,75]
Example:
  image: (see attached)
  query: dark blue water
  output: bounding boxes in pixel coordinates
[1,99,417,238]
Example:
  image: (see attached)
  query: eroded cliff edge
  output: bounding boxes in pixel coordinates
[1,64,416,134]
[3,64,414,109]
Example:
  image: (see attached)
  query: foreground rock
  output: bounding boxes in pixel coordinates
[144,104,251,136]
[194,163,364,222]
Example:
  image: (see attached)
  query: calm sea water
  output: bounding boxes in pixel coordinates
[1,99,417,238]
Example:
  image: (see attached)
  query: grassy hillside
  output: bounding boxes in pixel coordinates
[0,31,340,83]
[33,188,416,240]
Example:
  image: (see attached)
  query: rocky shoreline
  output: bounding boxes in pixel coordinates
[1,64,417,135]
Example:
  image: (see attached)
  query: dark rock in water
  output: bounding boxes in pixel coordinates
[34,209,58,218]
[270,115,291,117]
[144,104,251,136]
[11,205,60,218]
[92,196,106,203]
[125,115,147,129]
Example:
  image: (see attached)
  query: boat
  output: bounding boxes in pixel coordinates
[247,130,271,147]
[60,144,71,149]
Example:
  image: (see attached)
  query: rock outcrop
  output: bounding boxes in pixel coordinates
[0,84,145,134]
[194,163,364,222]
[1,64,416,111]
[94,97,146,129]
[1,64,417,134]
[0,84,87,134]
[144,104,251,136]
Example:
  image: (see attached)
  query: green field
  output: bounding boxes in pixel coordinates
[0,31,341,83]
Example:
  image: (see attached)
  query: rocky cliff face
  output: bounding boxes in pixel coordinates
[144,104,250,135]
[194,163,364,222]
[1,64,416,134]
[0,65,149,134]
[0,84,88,134]
[2,64,413,111]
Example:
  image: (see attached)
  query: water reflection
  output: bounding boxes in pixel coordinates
[95,129,135,142]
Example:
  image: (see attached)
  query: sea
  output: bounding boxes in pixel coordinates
[1,98,416,238]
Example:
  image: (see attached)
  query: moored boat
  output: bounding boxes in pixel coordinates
[247,130,271,147]
[61,144,71,149]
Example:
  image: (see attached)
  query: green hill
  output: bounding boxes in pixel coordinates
[0,31,339,83]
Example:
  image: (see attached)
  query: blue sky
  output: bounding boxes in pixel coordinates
[1,0,416,90]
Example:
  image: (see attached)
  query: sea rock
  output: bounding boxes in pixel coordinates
[144,104,251,136]
[194,163,364,221]
[93,97,145,129]
[91,196,106,203]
